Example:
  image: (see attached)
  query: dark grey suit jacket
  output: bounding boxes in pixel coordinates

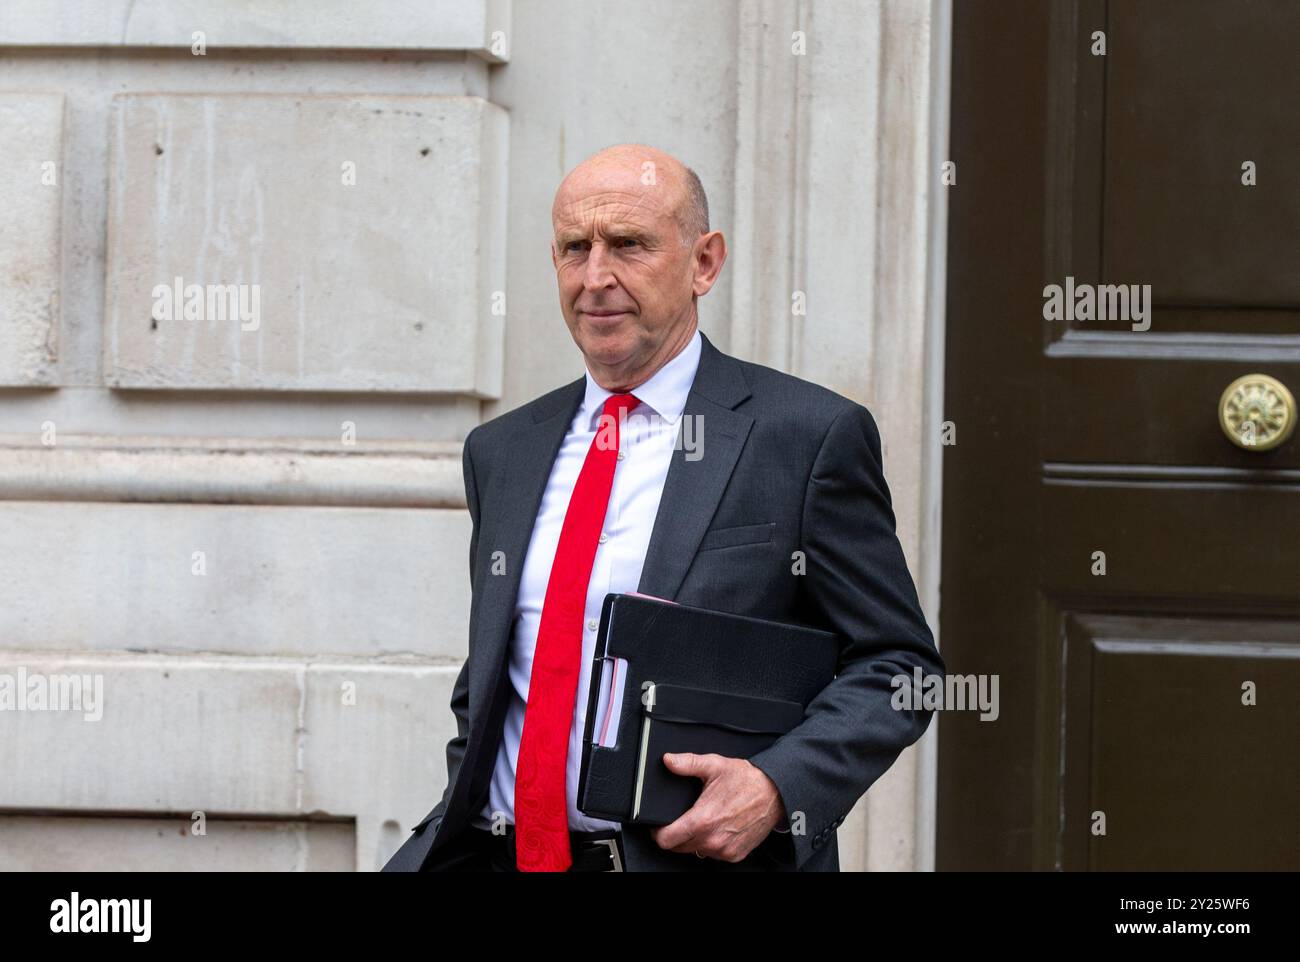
[383,330,944,872]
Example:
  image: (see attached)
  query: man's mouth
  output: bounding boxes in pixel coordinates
[582,310,631,318]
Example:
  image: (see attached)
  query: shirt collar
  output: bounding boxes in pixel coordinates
[580,326,702,428]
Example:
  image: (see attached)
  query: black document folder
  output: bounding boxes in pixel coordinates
[577,592,840,826]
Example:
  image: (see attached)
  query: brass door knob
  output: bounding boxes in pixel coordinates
[1218,373,1296,451]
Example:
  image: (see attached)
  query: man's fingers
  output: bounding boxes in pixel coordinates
[662,751,723,780]
[651,811,706,853]
[651,755,732,853]
[652,823,700,852]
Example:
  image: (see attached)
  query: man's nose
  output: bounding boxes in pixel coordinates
[582,243,618,290]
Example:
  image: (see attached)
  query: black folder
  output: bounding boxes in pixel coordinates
[577,592,840,825]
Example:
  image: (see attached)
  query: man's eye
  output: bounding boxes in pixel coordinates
[617,237,639,248]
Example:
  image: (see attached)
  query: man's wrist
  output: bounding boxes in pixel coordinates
[752,759,792,833]
[771,792,791,833]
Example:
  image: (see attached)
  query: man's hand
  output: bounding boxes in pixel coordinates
[649,753,787,862]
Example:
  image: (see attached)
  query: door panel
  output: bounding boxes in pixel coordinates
[1102,2,1300,306]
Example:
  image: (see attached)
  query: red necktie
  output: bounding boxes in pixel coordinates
[515,391,640,871]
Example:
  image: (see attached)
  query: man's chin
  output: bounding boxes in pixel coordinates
[576,327,639,363]
[580,311,637,335]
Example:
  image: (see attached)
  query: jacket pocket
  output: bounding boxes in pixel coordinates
[696,521,775,552]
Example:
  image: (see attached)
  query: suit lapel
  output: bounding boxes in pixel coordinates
[466,375,585,721]
[637,331,754,601]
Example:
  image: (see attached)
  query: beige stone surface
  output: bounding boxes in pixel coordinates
[0,815,355,871]
[0,653,457,871]
[104,94,507,395]
[0,434,466,508]
[0,0,511,58]
[0,92,62,386]
[0,502,470,659]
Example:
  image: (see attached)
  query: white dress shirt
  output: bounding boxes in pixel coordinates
[474,327,703,832]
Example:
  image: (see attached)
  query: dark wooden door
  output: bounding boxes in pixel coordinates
[940,0,1300,870]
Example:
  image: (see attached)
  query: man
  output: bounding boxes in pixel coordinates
[383,143,943,873]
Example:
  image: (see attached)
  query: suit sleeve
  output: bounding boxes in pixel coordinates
[745,402,945,869]
[411,427,480,836]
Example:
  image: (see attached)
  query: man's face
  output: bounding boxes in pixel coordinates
[551,166,702,388]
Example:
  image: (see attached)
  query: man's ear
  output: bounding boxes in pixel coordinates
[551,241,558,271]
[692,230,728,297]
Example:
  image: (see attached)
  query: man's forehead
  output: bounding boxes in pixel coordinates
[552,187,671,233]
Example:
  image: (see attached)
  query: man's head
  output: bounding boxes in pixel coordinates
[551,144,727,392]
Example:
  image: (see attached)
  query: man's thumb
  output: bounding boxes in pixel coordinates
[664,752,707,777]
[663,751,690,771]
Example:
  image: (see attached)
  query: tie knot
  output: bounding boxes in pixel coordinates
[601,392,639,421]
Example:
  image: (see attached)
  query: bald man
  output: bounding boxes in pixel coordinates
[382,144,943,872]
